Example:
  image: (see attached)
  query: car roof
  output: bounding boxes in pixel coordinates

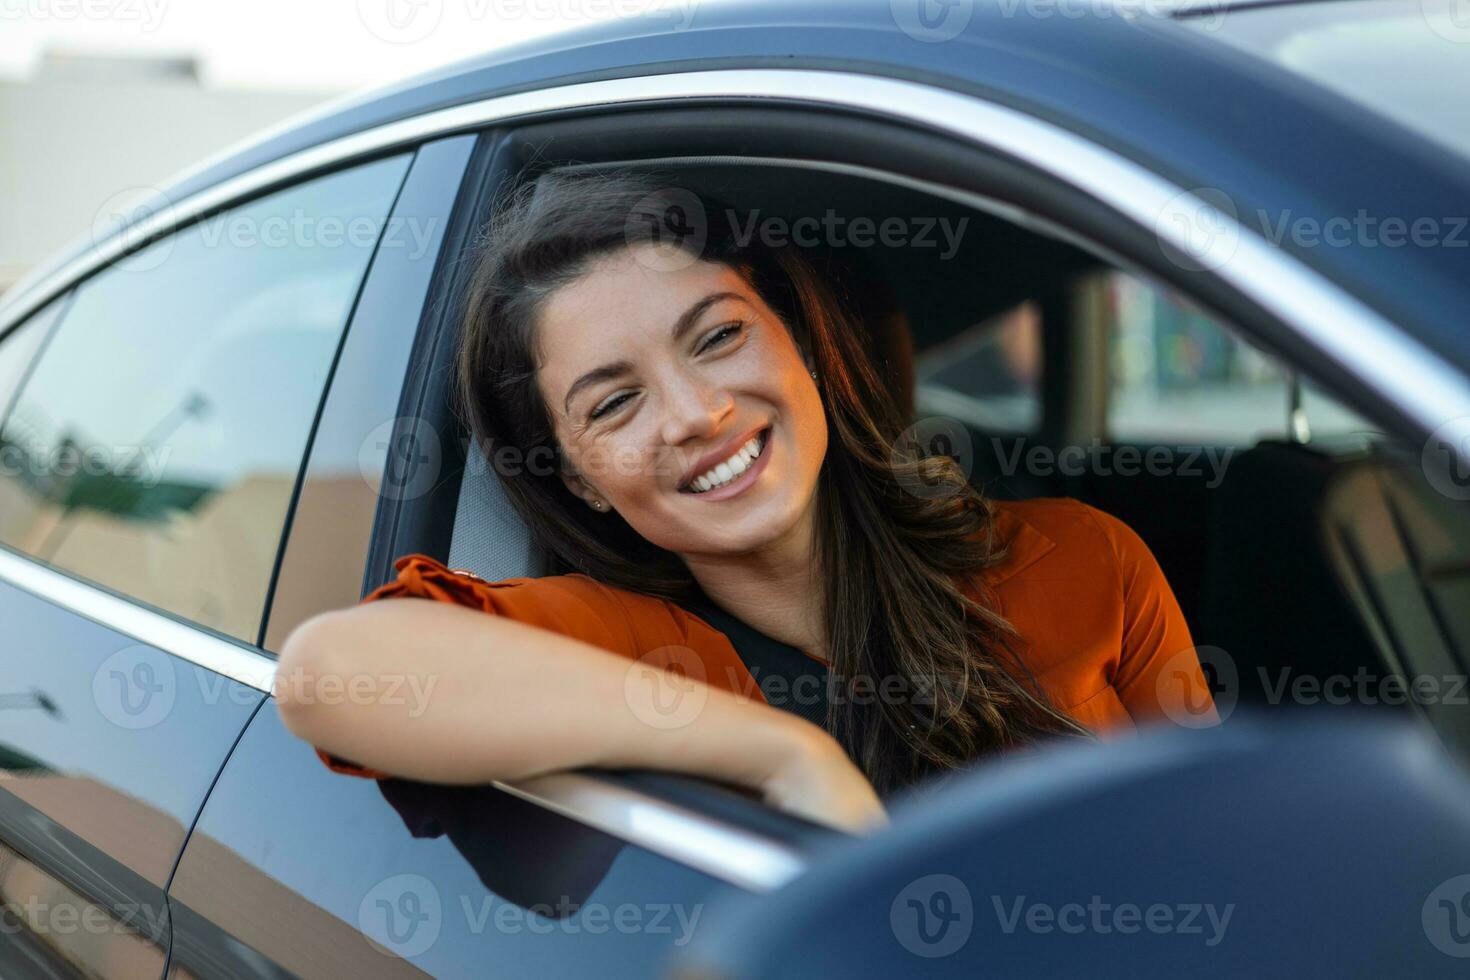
[163,0,1352,200]
[8,0,1469,371]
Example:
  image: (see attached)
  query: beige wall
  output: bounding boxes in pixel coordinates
[0,72,338,295]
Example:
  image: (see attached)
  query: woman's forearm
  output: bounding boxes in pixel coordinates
[273,597,826,791]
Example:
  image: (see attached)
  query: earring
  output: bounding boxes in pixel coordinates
[590,499,605,511]
[810,369,819,380]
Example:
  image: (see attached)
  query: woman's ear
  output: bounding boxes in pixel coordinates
[560,465,612,513]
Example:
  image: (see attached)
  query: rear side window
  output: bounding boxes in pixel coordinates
[1094,270,1376,446]
[0,155,411,641]
[0,297,68,549]
[0,296,65,427]
[916,299,1043,434]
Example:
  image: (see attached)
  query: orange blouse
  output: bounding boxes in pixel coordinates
[314,497,1218,779]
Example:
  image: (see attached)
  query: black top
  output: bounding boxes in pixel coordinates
[681,588,830,729]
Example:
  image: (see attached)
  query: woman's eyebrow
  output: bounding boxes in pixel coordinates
[563,360,632,416]
[562,291,752,414]
[670,291,747,343]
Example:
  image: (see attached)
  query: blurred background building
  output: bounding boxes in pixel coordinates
[0,50,339,293]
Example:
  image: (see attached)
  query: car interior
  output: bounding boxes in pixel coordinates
[435,150,1470,765]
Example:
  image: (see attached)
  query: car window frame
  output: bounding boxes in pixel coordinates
[2,66,1466,902]
[0,151,415,646]
[356,79,1470,886]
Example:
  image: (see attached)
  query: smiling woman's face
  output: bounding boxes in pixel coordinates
[535,243,828,559]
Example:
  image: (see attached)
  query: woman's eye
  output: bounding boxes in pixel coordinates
[589,391,634,421]
[697,322,743,355]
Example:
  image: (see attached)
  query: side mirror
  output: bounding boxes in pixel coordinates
[676,713,1470,978]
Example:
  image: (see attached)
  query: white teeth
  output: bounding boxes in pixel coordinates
[687,432,766,493]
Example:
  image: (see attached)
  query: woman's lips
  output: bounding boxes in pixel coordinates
[680,426,772,501]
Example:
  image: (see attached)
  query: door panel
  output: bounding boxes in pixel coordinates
[0,573,264,978]
[166,704,742,979]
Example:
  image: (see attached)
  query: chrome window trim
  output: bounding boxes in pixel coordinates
[1,69,1466,437]
[0,544,278,691]
[3,66,1468,896]
[0,543,812,891]
[494,772,808,891]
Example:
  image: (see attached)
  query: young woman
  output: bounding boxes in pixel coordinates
[274,170,1218,833]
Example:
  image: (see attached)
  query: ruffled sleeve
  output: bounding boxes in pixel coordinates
[311,553,756,779]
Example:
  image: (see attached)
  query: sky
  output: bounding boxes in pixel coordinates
[0,0,710,93]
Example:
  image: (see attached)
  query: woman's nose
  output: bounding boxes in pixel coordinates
[659,373,733,446]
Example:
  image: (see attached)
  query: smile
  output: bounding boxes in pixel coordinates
[682,427,771,496]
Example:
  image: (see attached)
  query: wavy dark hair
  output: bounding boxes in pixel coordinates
[454,168,1088,795]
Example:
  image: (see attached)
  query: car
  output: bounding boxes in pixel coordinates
[0,0,1468,975]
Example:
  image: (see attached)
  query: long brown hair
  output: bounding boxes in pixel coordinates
[454,168,1087,795]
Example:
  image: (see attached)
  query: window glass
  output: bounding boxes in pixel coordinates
[915,299,1042,433]
[0,155,411,641]
[0,297,68,545]
[0,296,66,428]
[1099,270,1377,445]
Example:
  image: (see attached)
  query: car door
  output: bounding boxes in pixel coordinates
[162,130,819,980]
[0,148,412,978]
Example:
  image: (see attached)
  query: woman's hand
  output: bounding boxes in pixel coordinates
[758,726,888,834]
